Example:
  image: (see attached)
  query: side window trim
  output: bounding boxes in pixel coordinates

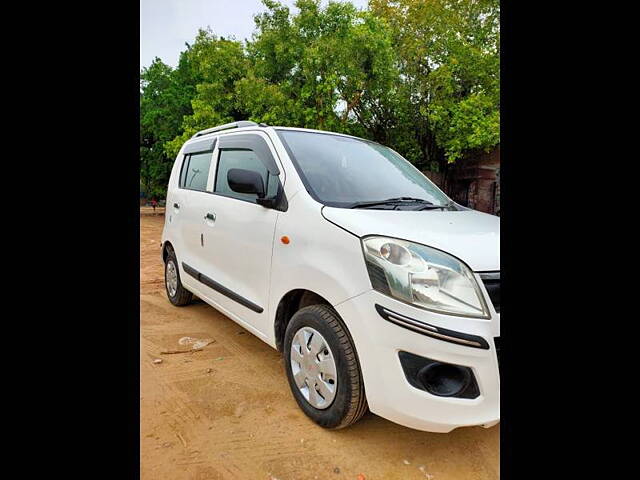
[206,142,220,193]
[179,154,190,189]
[183,136,217,155]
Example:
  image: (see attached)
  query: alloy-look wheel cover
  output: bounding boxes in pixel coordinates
[166,260,178,297]
[290,326,337,409]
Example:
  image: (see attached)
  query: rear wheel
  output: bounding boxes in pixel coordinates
[164,249,192,306]
[284,305,368,429]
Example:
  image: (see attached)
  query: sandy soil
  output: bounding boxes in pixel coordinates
[140,214,499,480]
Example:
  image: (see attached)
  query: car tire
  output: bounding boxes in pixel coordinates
[164,248,192,306]
[284,304,368,429]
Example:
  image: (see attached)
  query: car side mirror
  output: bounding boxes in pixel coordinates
[227,168,265,198]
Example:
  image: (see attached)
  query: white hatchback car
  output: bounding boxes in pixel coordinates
[161,121,500,433]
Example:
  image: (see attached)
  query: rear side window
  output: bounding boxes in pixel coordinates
[180,152,212,192]
[214,150,279,202]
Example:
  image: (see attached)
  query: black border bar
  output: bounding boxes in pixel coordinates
[182,262,264,313]
[375,304,490,349]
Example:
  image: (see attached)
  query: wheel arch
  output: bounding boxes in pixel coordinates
[161,241,174,263]
[274,289,332,352]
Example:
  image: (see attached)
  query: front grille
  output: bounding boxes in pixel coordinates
[479,272,500,313]
[494,337,501,373]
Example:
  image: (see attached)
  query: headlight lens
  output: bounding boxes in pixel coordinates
[362,236,489,318]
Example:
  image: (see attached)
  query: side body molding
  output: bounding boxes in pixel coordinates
[182,262,264,314]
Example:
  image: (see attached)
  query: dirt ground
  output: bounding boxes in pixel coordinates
[140,214,499,480]
[140,206,166,216]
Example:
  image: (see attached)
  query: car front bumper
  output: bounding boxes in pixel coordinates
[335,289,500,433]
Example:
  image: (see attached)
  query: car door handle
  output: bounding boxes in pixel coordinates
[173,203,180,209]
[204,212,216,222]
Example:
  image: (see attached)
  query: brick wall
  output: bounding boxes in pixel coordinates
[422,146,500,215]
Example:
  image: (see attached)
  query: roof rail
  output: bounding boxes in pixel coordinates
[192,121,259,138]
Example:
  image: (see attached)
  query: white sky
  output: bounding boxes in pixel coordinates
[140,0,369,69]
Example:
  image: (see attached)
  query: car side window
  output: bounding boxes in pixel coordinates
[214,149,279,203]
[180,152,212,192]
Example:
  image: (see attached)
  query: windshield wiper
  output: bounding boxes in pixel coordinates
[419,199,453,210]
[350,197,447,210]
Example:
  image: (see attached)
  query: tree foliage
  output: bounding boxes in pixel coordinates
[370,0,500,165]
[140,0,500,197]
[140,49,200,197]
[164,29,250,157]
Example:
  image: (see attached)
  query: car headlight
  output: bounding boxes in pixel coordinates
[362,236,489,318]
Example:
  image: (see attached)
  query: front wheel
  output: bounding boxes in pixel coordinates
[284,305,368,429]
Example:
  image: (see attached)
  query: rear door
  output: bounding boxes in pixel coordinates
[192,131,284,336]
[172,137,217,289]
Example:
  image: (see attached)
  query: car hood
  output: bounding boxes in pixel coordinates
[322,207,500,272]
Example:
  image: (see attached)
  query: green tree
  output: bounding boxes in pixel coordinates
[165,29,250,157]
[140,51,200,197]
[371,0,500,168]
[242,0,399,140]
[142,0,501,195]
[172,1,399,145]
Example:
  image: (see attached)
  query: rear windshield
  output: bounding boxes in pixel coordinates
[277,129,450,208]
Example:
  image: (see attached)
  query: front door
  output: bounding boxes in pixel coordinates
[194,131,284,336]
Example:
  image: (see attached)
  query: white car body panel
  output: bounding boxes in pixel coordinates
[267,192,373,347]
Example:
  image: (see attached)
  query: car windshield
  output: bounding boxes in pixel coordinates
[277,129,451,209]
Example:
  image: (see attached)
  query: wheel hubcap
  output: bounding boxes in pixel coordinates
[166,260,178,297]
[290,327,337,409]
